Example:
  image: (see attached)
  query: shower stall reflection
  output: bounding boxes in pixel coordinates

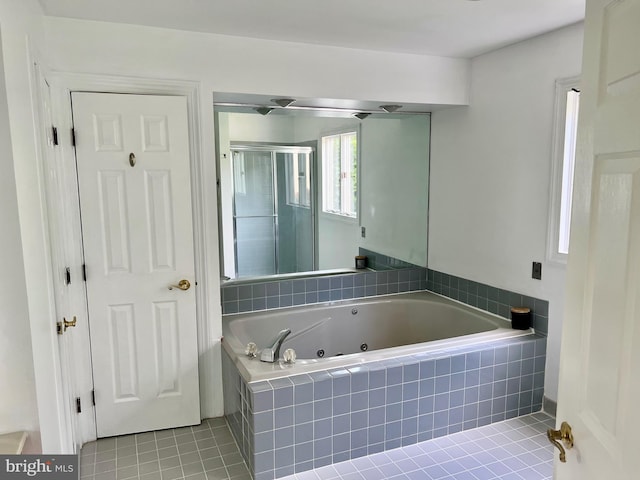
[232,145,315,277]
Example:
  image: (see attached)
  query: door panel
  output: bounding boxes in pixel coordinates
[72,92,200,437]
[145,170,176,271]
[153,301,181,395]
[98,170,131,273]
[556,0,640,478]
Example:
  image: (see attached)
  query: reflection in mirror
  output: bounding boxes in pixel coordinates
[215,105,430,282]
[231,145,315,277]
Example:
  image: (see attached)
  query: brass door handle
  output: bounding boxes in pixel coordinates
[547,421,574,462]
[168,279,191,291]
[64,316,77,332]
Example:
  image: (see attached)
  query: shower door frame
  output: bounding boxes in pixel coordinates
[230,144,316,277]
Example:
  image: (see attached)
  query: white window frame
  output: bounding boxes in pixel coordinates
[547,76,581,264]
[320,127,360,221]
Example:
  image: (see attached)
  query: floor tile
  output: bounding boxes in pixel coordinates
[81,412,554,480]
[117,455,138,469]
[140,473,162,480]
[204,467,229,480]
[281,412,554,480]
[139,462,161,475]
[94,460,116,474]
[159,456,181,470]
[155,430,176,440]
[94,472,116,480]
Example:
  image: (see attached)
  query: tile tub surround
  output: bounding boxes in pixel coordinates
[221,267,428,315]
[223,334,546,480]
[357,248,421,271]
[220,262,549,337]
[427,269,550,335]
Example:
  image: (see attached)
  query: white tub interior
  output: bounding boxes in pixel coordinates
[222,291,532,382]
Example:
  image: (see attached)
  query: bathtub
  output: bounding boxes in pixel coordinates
[221,291,546,480]
[222,290,531,382]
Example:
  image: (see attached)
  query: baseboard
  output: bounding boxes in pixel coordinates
[543,396,557,417]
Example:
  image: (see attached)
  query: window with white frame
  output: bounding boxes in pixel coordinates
[321,130,358,218]
[547,77,580,263]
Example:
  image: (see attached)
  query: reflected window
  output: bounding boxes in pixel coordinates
[321,130,358,218]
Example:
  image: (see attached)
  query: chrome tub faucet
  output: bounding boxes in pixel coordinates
[260,328,292,363]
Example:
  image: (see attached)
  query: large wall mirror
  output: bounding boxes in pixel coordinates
[214,98,430,282]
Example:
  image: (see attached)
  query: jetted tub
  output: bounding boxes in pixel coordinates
[222,290,531,382]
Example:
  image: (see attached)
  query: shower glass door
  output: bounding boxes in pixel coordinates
[232,145,315,278]
[276,151,314,273]
[232,150,277,277]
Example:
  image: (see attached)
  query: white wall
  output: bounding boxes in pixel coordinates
[0,23,41,454]
[429,23,584,402]
[43,18,470,107]
[359,116,430,267]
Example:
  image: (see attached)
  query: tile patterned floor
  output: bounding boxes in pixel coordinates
[282,412,555,480]
[80,412,554,480]
[80,418,251,480]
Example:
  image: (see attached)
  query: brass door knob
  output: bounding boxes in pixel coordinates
[547,421,574,462]
[63,316,77,332]
[168,279,191,291]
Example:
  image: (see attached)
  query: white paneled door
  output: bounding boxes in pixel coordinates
[72,93,200,437]
[556,0,640,478]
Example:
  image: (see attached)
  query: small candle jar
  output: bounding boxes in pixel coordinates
[355,255,367,269]
[510,307,532,330]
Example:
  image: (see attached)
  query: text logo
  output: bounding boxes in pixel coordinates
[1,456,78,480]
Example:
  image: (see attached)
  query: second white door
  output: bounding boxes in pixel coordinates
[555,0,640,478]
[72,92,200,437]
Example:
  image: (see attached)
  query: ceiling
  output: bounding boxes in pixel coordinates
[38,0,585,58]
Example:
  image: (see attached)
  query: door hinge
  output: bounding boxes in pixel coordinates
[71,128,76,147]
[91,390,96,406]
[82,264,87,281]
[75,397,82,414]
[52,126,59,146]
[64,267,71,285]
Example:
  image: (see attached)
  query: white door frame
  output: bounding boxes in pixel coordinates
[27,58,76,454]
[42,71,220,445]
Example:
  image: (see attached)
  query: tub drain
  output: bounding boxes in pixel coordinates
[317,349,325,358]
[360,343,368,351]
